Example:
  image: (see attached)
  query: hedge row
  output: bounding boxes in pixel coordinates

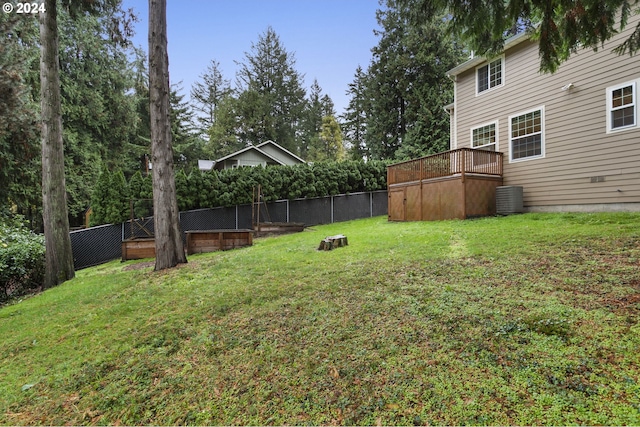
[0,215,45,302]
[91,160,389,226]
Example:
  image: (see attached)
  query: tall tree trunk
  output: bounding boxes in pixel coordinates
[148,0,187,270]
[39,0,75,288]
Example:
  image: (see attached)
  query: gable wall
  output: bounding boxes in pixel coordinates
[259,144,303,165]
[453,20,640,209]
[223,150,273,168]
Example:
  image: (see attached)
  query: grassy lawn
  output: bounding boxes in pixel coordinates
[1,212,640,425]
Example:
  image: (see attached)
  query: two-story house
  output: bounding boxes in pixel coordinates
[446,19,640,213]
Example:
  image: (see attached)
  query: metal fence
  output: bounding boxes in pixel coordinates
[71,190,388,270]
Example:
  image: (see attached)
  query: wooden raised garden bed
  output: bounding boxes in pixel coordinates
[121,230,254,261]
[185,229,253,255]
[121,237,156,261]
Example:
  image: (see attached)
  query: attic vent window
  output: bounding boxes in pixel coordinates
[476,57,503,94]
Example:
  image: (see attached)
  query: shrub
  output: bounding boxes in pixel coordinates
[0,216,45,302]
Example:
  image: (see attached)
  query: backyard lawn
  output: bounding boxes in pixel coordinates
[1,213,639,425]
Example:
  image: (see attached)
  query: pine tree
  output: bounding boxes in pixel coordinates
[170,83,206,171]
[341,66,370,160]
[235,26,306,152]
[190,59,232,132]
[363,0,464,160]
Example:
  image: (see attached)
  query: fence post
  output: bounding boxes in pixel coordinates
[331,196,334,223]
[370,191,373,217]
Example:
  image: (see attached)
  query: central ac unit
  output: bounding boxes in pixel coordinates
[496,186,524,215]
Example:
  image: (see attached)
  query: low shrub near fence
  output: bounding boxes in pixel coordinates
[0,217,45,302]
[90,160,389,226]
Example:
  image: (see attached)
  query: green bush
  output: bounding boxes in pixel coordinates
[0,216,45,302]
[89,160,390,225]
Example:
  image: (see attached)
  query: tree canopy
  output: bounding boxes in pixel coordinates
[409,0,640,72]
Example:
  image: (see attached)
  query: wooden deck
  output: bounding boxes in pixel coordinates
[387,149,504,221]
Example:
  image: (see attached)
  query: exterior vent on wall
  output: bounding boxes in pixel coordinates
[496,186,524,215]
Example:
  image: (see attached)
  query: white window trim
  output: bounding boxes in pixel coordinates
[470,120,499,152]
[508,106,545,163]
[606,79,638,133]
[475,55,505,96]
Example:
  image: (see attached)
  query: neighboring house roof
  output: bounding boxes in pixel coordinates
[254,140,306,164]
[446,31,531,77]
[201,140,306,170]
[198,160,216,170]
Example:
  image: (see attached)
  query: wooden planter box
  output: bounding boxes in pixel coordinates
[186,229,253,255]
[253,222,305,237]
[122,230,253,261]
[121,238,155,261]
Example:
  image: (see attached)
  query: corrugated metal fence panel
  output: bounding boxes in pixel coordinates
[72,191,389,270]
[70,223,122,270]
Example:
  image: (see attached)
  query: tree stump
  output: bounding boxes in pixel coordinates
[318,234,348,251]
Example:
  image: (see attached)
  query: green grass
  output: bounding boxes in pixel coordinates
[2,212,640,425]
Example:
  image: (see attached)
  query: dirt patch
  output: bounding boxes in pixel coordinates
[123,261,154,271]
[601,293,640,314]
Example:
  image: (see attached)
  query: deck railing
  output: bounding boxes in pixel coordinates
[387,148,503,186]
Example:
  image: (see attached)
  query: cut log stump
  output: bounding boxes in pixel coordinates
[318,234,348,251]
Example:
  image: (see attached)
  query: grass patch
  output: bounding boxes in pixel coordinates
[1,213,640,425]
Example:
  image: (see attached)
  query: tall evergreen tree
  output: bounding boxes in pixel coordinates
[299,79,324,159]
[363,0,464,160]
[190,59,232,132]
[341,65,369,160]
[206,93,243,158]
[39,0,74,287]
[169,83,206,171]
[0,12,41,225]
[308,115,345,162]
[235,26,306,152]
[148,0,187,270]
[57,6,138,223]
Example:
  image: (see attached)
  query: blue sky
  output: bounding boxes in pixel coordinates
[121,0,381,116]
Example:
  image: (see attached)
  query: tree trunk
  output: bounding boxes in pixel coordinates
[39,0,75,288]
[148,0,187,270]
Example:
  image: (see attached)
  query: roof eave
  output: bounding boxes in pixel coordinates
[446,32,532,77]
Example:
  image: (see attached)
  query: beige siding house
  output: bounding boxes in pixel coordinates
[447,20,640,212]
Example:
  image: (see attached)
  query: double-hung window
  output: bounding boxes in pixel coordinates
[476,57,503,94]
[606,81,637,132]
[471,122,498,166]
[509,107,544,162]
[471,122,497,151]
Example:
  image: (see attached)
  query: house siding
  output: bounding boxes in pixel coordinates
[259,144,301,166]
[452,20,640,209]
[224,150,275,168]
